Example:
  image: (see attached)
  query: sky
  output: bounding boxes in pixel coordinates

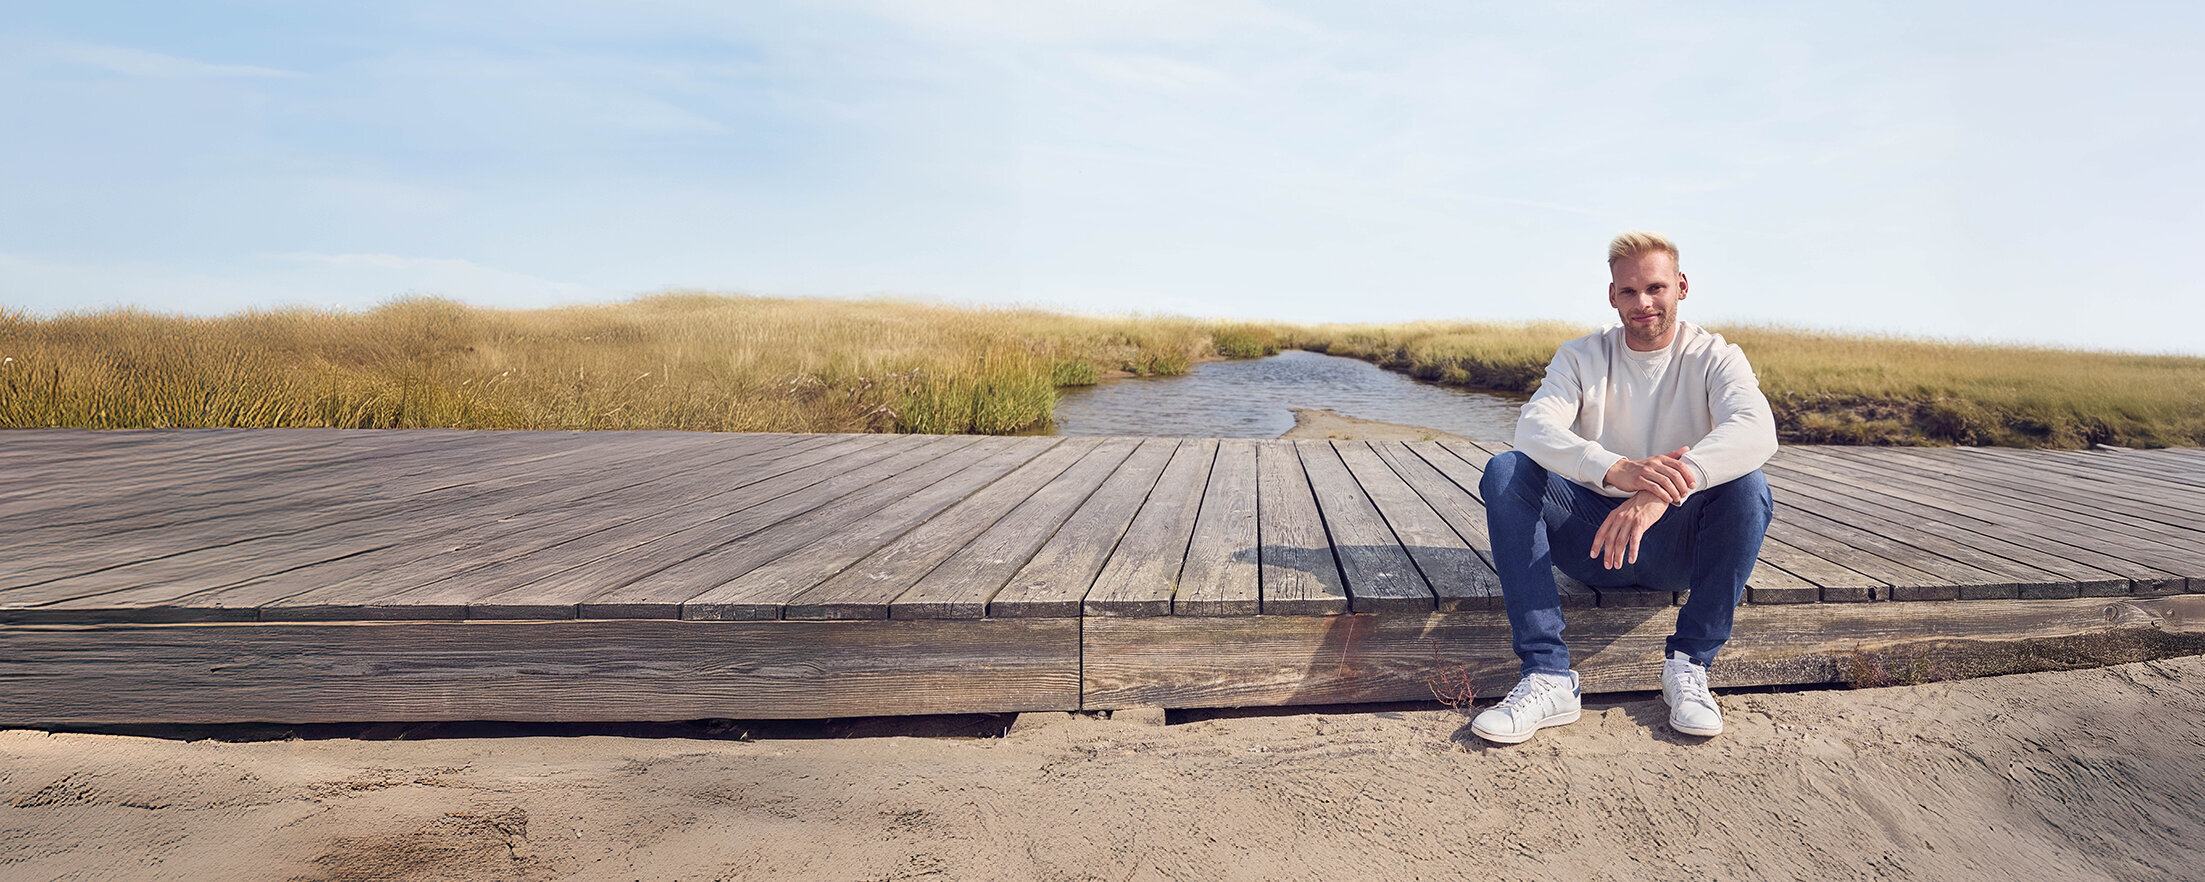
[4,1,2201,354]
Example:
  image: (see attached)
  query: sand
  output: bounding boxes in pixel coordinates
[3,657,2201,880]
[1279,408,1479,443]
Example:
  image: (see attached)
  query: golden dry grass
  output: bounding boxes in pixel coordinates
[0,295,1285,435]
[3,297,2197,448]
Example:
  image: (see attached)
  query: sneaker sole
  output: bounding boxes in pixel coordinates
[1670,717,1722,737]
[1471,709,1581,745]
[1664,697,1722,737]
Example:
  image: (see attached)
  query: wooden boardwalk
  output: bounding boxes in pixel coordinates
[3,429,2202,724]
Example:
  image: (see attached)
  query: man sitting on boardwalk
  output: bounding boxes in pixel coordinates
[1471,231,1778,744]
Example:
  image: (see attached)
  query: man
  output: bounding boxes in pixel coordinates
[1471,230,1777,744]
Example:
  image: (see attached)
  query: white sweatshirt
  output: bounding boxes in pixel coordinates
[1512,321,1778,499]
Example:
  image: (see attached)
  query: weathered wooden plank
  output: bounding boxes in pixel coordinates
[1755,535,1887,602]
[1343,442,1501,611]
[1817,446,2205,580]
[1365,442,1503,611]
[1741,561,1823,605]
[1762,514,1947,601]
[1082,439,1219,617]
[245,435,913,621]
[3,435,809,621]
[0,431,712,594]
[347,435,906,618]
[684,437,1046,621]
[1783,446,2189,593]
[1298,440,1432,613]
[1768,455,2136,597]
[0,618,1081,723]
[1953,451,2205,524]
[1997,447,2204,483]
[1969,447,2205,499]
[1772,505,2014,601]
[1254,440,1348,616]
[0,432,490,535]
[775,439,1099,621]
[890,440,1139,619]
[988,439,1180,618]
[0,430,575,533]
[1856,446,2205,538]
[1761,470,2078,600]
[446,435,927,618]
[0,430,357,506]
[1173,438,1262,616]
[573,436,999,620]
[1451,437,1516,458]
[141,436,885,621]
[1082,595,2205,709]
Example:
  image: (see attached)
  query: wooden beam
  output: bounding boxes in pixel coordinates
[1082,595,2205,710]
[0,618,1080,724]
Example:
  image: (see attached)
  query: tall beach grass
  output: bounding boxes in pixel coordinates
[0,296,1285,435]
[2,296,2197,447]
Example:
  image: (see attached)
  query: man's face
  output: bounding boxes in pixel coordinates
[1608,250,1688,351]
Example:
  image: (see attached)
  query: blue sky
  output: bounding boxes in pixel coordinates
[4,1,2200,354]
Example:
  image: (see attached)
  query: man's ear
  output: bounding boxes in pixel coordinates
[1676,272,1688,300]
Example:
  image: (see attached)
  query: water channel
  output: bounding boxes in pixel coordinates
[1049,348,1526,441]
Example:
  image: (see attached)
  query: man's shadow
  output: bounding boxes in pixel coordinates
[1225,543,1673,721]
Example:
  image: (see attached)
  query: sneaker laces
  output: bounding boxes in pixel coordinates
[1495,674,1559,713]
[1671,660,1715,710]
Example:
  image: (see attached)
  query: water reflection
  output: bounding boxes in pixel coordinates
[1050,349,1525,440]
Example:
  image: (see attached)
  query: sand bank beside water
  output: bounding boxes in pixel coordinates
[4,657,2200,880]
[1278,407,1482,443]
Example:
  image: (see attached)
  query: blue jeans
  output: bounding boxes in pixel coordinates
[1479,451,1774,676]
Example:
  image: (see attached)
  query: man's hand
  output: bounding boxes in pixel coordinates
[1590,491,1669,570]
[1603,446,1696,504]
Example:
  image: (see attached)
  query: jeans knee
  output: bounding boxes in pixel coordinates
[1712,469,1775,527]
[1480,451,1540,502]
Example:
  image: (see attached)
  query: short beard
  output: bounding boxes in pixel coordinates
[1625,315,1673,348]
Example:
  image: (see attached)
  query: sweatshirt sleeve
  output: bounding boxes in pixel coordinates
[1513,343,1627,492]
[1679,343,1779,491]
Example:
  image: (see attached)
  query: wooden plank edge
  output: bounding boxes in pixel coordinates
[1080,595,2205,710]
[0,617,1082,724]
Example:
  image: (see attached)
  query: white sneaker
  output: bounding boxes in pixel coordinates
[1471,671,1581,744]
[1662,651,1723,737]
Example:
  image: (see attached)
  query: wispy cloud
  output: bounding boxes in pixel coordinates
[869,0,1317,44]
[51,42,303,79]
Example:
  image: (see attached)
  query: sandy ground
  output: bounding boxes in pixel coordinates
[3,657,2201,881]
[1278,408,1478,443]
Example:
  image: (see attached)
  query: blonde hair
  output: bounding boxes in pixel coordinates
[1607,230,1679,268]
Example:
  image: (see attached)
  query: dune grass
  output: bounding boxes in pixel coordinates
[0,296,1286,435]
[2,296,2197,447]
[1295,320,2205,448]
